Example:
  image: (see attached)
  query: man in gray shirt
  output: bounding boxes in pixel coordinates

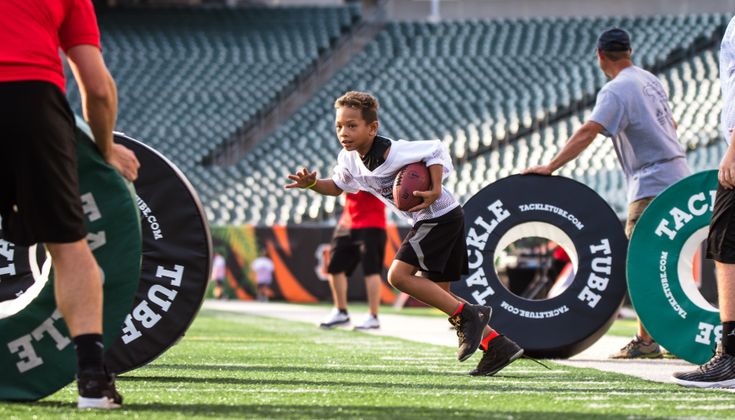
[523,28,690,359]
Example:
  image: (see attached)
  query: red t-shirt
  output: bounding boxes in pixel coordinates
[0,0,101,92]
[338,191,387,229]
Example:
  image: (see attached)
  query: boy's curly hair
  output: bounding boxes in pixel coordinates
[334,91,379,123]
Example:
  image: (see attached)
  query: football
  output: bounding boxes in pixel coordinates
[393,162,431,211]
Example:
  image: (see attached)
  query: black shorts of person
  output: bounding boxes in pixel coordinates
[451,175,627,358]
[327,228,386,276]
[707,183,735,263]
[395,206,468,282]
[0,81,86,246]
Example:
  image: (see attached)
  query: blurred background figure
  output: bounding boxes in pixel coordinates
[211,252,227,300]
[251,249,275,302]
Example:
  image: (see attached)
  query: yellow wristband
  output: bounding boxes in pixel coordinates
[305,179,318,189]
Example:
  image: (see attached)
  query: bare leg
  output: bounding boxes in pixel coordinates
[388,260,459,315]
[47,240,102,336]
[716,262,735,322]
[637,322,653,341]
[328,272,348,310]
[364,274,381,316]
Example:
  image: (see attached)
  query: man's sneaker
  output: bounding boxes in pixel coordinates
[77,369,123,409]
[319,308,350,329]
[448,304,492,362]
[609,335,662,359]
[672,345,735,388]
[353,314,380,330]
[469,335,524,376]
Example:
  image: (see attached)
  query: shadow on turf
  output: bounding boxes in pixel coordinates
[147,364,551,379]
[118,374,674,395]
[24,402,674,419]
[147,363,475,377]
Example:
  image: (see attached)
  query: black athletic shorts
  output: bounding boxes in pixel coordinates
[0,81,87,246]
[395,206,468,282]
[327,227,387,276]
[707,183,735,263]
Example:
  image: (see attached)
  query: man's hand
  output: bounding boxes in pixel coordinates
[719,146,735,189]
[408,189,440,212]
[106,143,139,181]
[522,165,554,176]
[285,167,317,189]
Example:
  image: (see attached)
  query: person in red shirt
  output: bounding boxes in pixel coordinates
[0,0,139,409]
[320,191,388,329]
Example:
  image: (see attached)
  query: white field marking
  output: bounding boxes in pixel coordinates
[555,395,610,401]
[603,390,685,396]
[652,396,735,402]
[321,364,401,369]
[164,387,334,394]
[586,403,653,410]
[498,369,568,374]
[674,405,735,410]
[380,356,452,361]
[468,379,616,387]
[447,370,568,376]
[186,336,284,342]
[121,387,648,397]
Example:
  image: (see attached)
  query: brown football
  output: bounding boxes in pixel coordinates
[393,162,431,211]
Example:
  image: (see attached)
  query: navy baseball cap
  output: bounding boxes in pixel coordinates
[597,28,631,51]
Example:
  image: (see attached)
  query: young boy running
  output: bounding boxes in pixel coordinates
[286,91,523,375]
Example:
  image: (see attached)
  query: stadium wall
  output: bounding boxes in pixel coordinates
[385,0,735,20]
[210,225,409,302]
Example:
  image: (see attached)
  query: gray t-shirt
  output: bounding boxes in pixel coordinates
[589,66,690,203]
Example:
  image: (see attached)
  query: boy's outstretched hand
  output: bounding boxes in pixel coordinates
[408,189,440,212]
[285,167,317,189]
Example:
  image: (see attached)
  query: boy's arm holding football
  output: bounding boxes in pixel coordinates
[408,163,442,212]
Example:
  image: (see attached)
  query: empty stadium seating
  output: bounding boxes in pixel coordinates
[205,13,727,224]
[66,5,361,169]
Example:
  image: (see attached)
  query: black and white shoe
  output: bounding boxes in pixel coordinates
[449,304,492,362]
[469,335,524,376]
[319,308,350,329]
[672,345,735,388]
[77,369,123,409]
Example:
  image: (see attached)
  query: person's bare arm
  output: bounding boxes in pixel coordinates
[285,167,343,196]
[66,45,139,181]
[522,121,604,175]
[409,164,443,212]
[719,131,735,189]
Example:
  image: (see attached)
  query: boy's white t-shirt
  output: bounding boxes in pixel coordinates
[331,138,459,224]
[250,257,274,285]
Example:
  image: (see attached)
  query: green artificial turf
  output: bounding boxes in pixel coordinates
[1,310,731,419]
[605,318,638,338]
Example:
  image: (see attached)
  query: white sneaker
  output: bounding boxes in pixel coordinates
[319,308,350,328]
[354,314,380,330]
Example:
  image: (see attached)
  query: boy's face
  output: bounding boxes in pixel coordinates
[335,106,378,155]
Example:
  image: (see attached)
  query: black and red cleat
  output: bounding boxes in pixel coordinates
[449,304,492,362]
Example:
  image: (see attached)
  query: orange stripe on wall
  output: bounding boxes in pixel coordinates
[384,224,402,268]
[381,224,402,304]
[692,246,702,287]
[379,283,396,304]
[273,225,292,256]
[267,240,318,303]
[227,271,252,300]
